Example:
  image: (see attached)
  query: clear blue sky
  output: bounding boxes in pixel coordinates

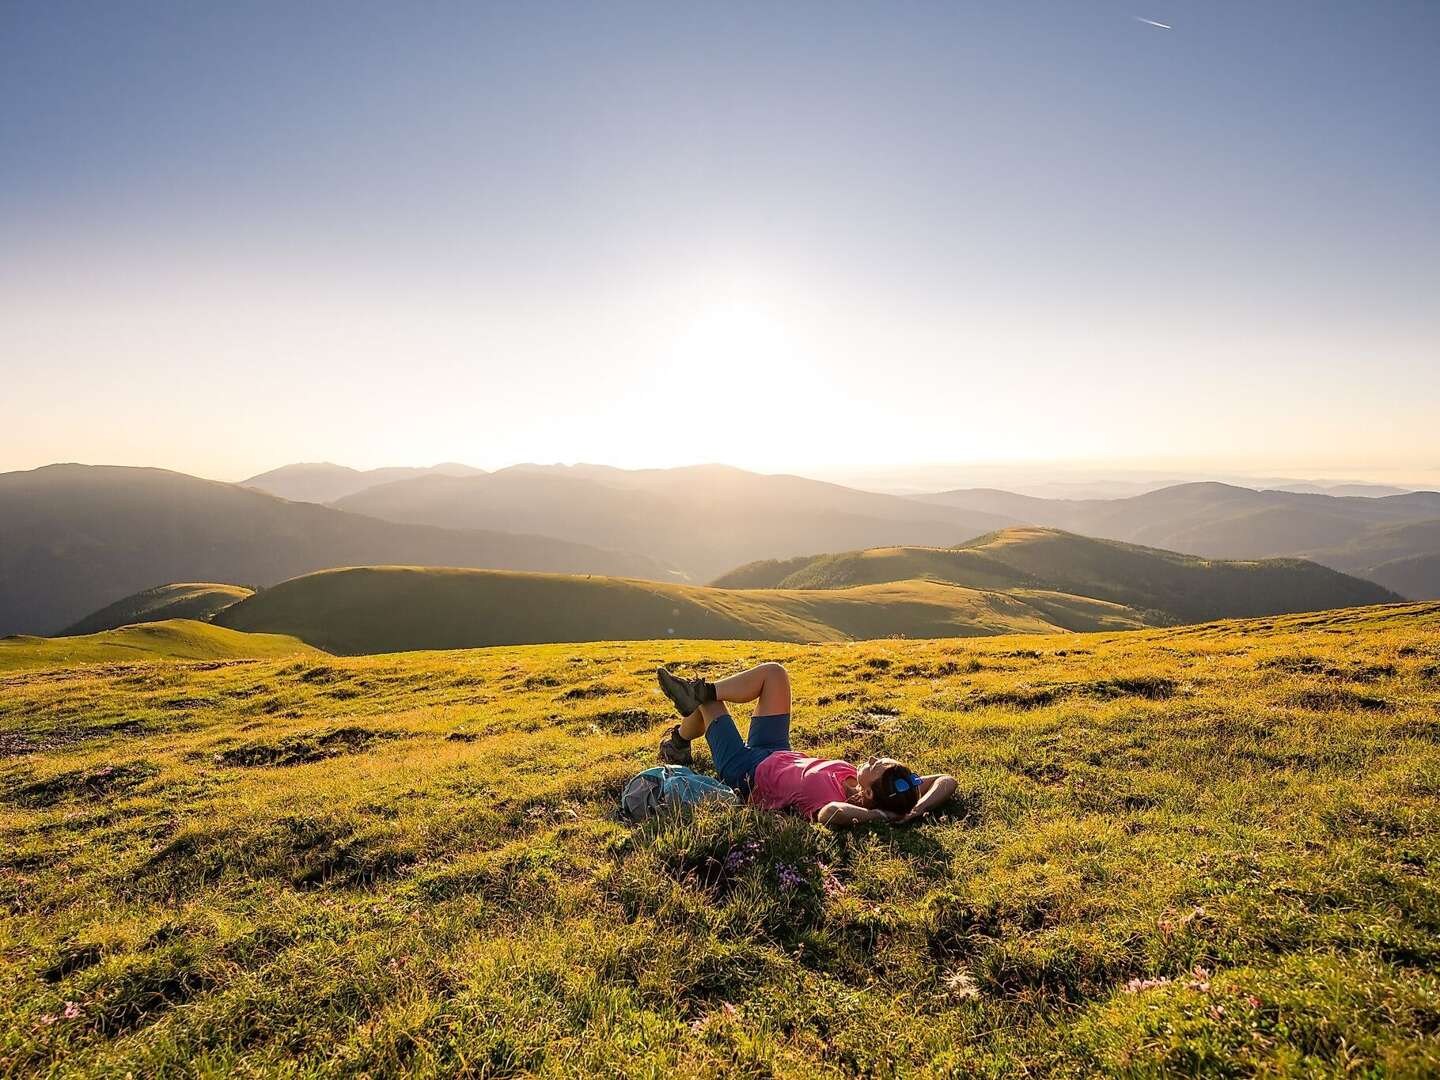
[2,1,1437,480]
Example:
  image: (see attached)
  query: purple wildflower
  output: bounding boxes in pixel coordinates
[776,864,805,891]
[723,840,761,873]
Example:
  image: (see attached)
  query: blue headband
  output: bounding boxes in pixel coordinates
[890,772,922,794]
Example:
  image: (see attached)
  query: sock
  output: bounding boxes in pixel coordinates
[701,681,717,703]
[671,725,692,744]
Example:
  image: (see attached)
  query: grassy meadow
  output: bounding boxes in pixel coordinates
[3,602,1439,1075]
[0,620,319,674]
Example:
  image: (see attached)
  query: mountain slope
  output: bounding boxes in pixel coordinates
[63,583,255,635]
[334,464,1018,581]
[918,482,1440,585]
[242,462,485,503]
[712,527,1400,623]
[1303,519,1440,599]
[215,565,1149,653]
[0,465,673,635]
[0,619,321,672]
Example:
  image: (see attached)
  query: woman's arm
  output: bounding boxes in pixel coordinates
[900,774,957,823]
[816,801,899,829]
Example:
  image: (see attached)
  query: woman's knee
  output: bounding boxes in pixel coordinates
[699,699,730,720]
[761,662,789,690]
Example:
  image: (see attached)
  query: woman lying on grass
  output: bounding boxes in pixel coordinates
[655,662,956,828]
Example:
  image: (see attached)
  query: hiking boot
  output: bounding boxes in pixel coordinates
[656,667,715,717]
[658,725,694,765]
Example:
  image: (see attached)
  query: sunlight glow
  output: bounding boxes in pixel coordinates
[671,300,802,394]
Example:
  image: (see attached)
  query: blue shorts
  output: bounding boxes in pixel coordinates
[705,712,791,796]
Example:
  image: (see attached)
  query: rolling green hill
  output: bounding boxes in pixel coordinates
[62,583,255,635]
[215,565,1149,653]
[0,464,672,636]
[918,482,1440,590]
[0,619,322,672]
[4,604,1439,1074]
[711,527,1399,623]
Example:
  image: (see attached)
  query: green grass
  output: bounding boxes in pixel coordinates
[214,565,1150,654]
[62,583,255,635]
[0,619,321,672]
[712,527,1399,623]
[3,602,1439,1075]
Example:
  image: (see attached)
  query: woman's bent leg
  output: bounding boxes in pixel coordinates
[714,662,791,716]
[678,699,727,742]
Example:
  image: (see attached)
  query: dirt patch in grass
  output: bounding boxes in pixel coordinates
[290,834,421,890]
[901,658,986,678]
[91,949,219,1035]
[937,676,1178,711]
[1285,687,1392,712]
[954,687,1061,711]
[559,682,622,701]
[41,942,104,983]
[1082,676,1178,700]
[293,665,346,685]
[1262,655,1398,681]
[210,726,403,768]
[0,719,146,758]
[1391,717,1440,742]
[7,762,159,808]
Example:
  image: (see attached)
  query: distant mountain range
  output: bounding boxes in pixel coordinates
[712,527,1398,624]
[4,462,1435,637]
[245,465,1439,599]
[242,462,484,504]
[0,465,670,636]
[917,482,1440,598]
[328,463,1014,583]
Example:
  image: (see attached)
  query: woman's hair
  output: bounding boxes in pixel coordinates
[873,764,921,815]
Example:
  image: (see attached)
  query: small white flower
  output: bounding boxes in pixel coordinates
[944,968,980,1000]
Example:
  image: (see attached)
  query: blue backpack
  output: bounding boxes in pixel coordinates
[620,765,739,822]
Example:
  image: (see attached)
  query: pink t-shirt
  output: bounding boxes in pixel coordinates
[750,751,856,819]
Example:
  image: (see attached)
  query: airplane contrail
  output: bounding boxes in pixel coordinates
[1134,16,1173,29]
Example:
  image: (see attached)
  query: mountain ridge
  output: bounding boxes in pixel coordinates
[917,482,1440,594]
[710,526,1400,623]
[0,464,672,635]
[333,464,1018,582]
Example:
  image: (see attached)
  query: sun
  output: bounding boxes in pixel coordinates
[669,299,802,392]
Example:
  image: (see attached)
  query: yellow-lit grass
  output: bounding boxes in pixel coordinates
[0,619,319,672]
[1,603,1438,1075]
